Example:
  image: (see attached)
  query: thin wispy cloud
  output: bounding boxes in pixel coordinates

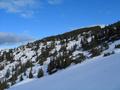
[0,0,64,17]
[0,32,33,45]
[0,0,40,17]
[48,0,63,5]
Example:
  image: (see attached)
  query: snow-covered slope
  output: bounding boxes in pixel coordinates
[0,21,120,90]
[9,53,120,90]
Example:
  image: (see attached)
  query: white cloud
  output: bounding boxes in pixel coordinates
[48,0,63,5]
[0,0,40,17]
[0,0,64,17]
[0,32,33,45]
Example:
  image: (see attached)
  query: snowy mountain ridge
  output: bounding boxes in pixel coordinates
[0,21,120,90]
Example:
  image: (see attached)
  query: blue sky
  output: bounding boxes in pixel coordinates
[0,0,120,48]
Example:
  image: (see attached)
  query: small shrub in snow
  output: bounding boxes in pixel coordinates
[103,51,115,57]
[37,68,44,78]
[90,48,101,57]
[115,44,120,48]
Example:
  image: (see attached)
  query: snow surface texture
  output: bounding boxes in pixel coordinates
[9,53,120,90]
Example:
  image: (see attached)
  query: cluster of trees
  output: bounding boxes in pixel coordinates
[0,49,14,63]
[44,41,71,74]
[47,54,72,74]
[80,22,120,55]
[1,60,33,87]
[0,80,9,90]
[28,68,44,79]
[115,44,120,48]
[73,53,86,64]
[0,64,4,70]
[36,26,101,42]
[0,59,44,90]
[0,63,44,90]
[36,42,56,65]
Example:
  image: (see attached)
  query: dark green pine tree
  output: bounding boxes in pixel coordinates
[47,60,57,74]
[20,75,23,81]
[5,69,10,78]
[37,68,44,78]
[29,68,33,79]
[11,72,17,85]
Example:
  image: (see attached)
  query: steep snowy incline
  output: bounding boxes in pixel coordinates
[9,53,120,90]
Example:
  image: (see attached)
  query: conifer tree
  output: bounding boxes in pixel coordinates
[37,68,44,78]
[11,72,17,85]
[20,75,23,81]
[5,69,10,78]
[29,68,33,79]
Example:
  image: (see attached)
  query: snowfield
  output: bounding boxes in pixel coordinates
[8,53,120,90]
